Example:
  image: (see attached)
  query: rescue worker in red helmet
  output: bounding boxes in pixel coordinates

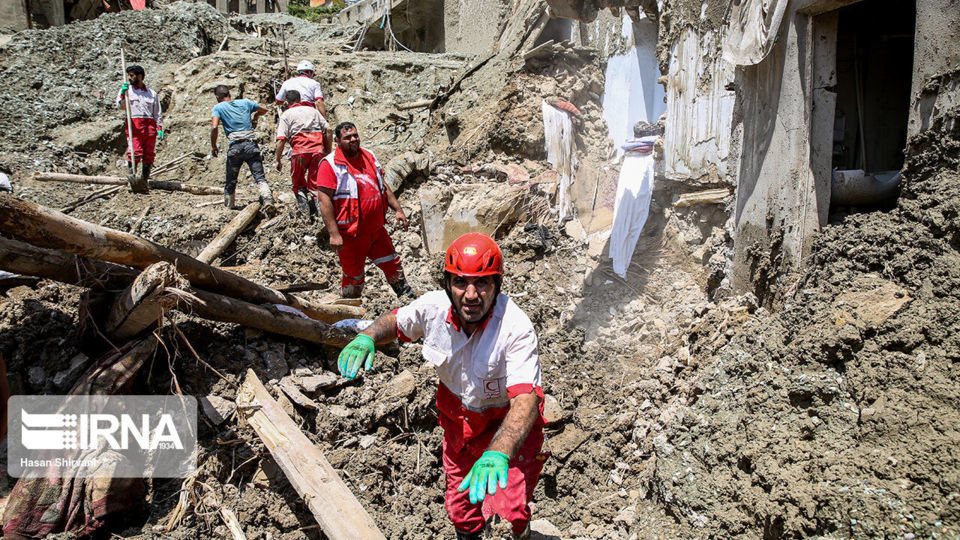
[336,233,547,539]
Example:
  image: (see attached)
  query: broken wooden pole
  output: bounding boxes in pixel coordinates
[105,262,185,341]
[170,287,355,348]
[33,172,222,195]
[0,194,360,322]
[395,98,433,111]
[673,188,732,208]
[0,236,138,291]
[236,369,386,539]
[196,202,262,264]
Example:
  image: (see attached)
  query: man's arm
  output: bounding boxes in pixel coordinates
[210,117,220,157]
[274,139,286,172]
[315,98,327,120]
[486,391,541,459]
[383,183,408,230]
[359,311,398,346]
[315,187,343,251]
[251,104,268,128]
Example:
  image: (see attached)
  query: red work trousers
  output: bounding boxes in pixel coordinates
[337,226,402,294]
[291,152,323,193]
[125,117,157,165]
[442,428,547,536]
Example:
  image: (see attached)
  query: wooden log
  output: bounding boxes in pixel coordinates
[395,98,433,111]
[236,369,386,539]
[169,288,355,348]
[105,262,185,340]
[196,202,262,264]
[673,188,732,208]
[0,236,137,291]
[33,172,222,195]
[0,194,348,320]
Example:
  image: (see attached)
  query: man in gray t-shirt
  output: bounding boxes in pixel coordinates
[210,84,273,208]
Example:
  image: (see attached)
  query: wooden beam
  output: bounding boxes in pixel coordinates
[171,288,355,348]
[0,236,137,291]
[105,262,184,340]
[196,202,262,264]
[0,194,358,322]
[673,188,733,208]
[33,172,222,195]
[236,370,386,539]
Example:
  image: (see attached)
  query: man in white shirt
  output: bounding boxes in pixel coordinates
[116,65,163,192]
[275,60,327,119]
[274,89,330,216]
[336,233,547,540]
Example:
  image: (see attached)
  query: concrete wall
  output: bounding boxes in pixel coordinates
[908,0,960,136]
[0,0,30,33]
[442,0,510,54]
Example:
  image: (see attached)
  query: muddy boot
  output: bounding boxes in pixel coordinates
[389,278,417,300]
[307,194,319,222]
[127,162,148,194]
[224,191,236,209]
[455,530,482,540]
[341,283,363,299]
[512,523,531,540]
[257,181,274,204]
[295,190,310,215]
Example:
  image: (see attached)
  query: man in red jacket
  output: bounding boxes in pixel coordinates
[314,122,415,299]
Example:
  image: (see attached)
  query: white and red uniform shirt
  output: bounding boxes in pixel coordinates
[275,103,329,156]
[275,75,324,106]
[395,291,544,455]
[115,85,162,127]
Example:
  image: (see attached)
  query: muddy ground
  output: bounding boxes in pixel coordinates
[1,2,958,539]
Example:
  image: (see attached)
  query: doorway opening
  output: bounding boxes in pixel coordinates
[828,0,915,210]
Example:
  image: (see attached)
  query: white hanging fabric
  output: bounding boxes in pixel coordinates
[610,137,657,278]
[722,0,790,66]
[542,100,578,223]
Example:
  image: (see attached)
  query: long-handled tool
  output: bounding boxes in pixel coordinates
[120,47,148,193]
[280,24,290,80]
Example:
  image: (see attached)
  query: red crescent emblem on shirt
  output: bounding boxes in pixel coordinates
[483,379,502,398]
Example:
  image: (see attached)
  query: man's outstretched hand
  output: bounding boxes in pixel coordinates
[458,451,509,504]
[337,334,375,379]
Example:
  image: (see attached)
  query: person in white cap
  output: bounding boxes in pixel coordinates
[275,60,327,119]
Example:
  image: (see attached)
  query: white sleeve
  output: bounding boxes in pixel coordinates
[504,324,541,393]
[275,81,287,103]
[395,298,436,342]
[313,80,323,100]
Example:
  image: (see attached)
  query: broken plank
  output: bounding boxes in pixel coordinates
[236,370,386,540]
[522,39,555,60]
[673,188,732,208]
[196,202,262,264]
[219,507,246,540]
[105,262,185,340]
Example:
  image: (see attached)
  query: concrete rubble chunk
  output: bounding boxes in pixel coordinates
[419,183,523,254]
[530,518,563,538]
[200,395,235,425]
[297,372,339,393]
[543,393,567,425]
[380,369,416,401]
[53,353,92,389]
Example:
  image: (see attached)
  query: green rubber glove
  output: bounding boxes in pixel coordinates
[458,451,509,504]
[157,129,165,140]
[337,334,375,379]
[121,82,129,94]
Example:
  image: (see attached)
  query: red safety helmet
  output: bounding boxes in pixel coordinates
[444,233,503,277]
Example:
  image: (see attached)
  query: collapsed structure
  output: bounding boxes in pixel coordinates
[0,0,958,537]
